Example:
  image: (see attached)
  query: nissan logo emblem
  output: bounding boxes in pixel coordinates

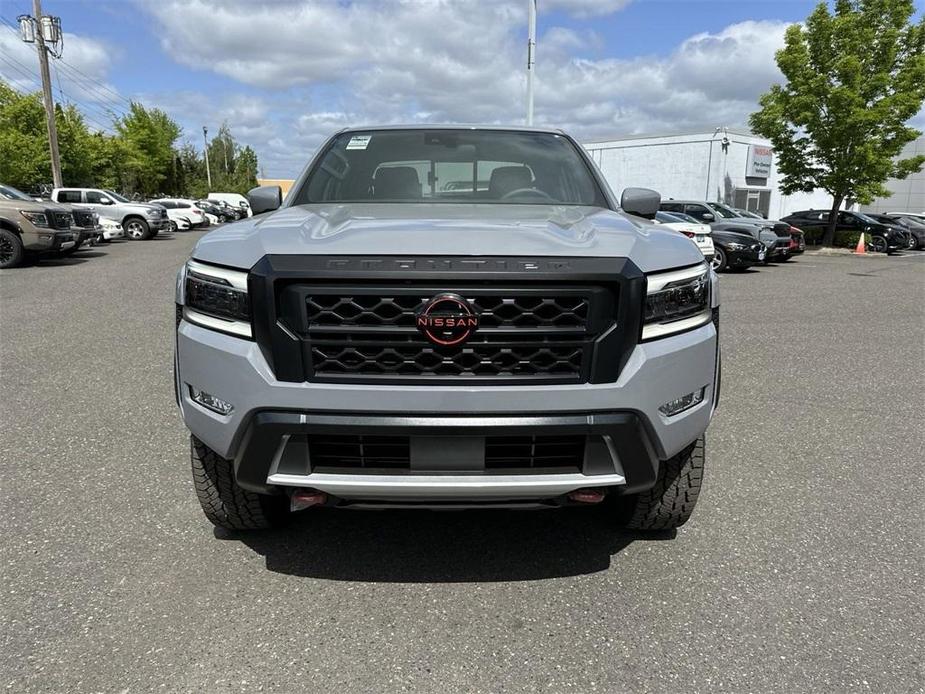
[416,293,479,346]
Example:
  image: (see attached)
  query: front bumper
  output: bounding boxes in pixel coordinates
[25,230,76,252]
[176,318,718,500]
[726,247,760,267]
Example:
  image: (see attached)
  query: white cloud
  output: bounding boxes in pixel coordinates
[137,1,796,177]
[0,29,118,111]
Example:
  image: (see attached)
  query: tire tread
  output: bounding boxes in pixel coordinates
[625,436,705,530]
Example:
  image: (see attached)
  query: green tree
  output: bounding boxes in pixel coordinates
[114,103,182,196]
[750,0,925,246]
[0,82,50,189]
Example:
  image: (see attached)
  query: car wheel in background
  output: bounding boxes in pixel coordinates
[167,220,178,233]
[124,217,151,240]
[907,234,917,250]
[711,247,727,272]
[0,228,25,268]
[869,236,887,253]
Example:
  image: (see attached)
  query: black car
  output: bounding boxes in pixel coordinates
[711,229,766,272]
[196,200,233,223]
[781,210,906,253]
[868,213,925,250]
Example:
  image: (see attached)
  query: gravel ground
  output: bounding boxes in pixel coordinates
[1,234,923,693]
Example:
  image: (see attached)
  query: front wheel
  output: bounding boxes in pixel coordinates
[868,236,888,253]
[711,247,727,272]
[907,235,918,250]
[614,436,705,530]
[124,217,151,240]
[191,436,289,530]
[0,229,24,268]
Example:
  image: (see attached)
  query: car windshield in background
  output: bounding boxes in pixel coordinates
[709,202,740,219]
[0,184,34,201]
[294,129,606,206]
[108,191,130,203]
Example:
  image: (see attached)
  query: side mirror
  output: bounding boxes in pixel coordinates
[701,212,715,222]
[100,198,114,205]
[620,187,660,219]
[247,185,282,215]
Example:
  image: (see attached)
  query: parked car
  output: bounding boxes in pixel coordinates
[150,198,208,231]
[654,211,714,262]
[660,199,791,262]
[730,207,804,256]
[207,192,252,217]
[710,229,766,272]
[0,183,76,268]
[867,213,925,250]
[51,188,170,240]
[194,200,228,224]
[98,217,124,241]
[177,125,719,531]
[63,207,102,252]
[781,210,907,253]
[213,199,244,220]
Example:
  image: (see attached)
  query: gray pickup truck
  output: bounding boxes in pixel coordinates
[51,187,170,240]
[175,126,720,534]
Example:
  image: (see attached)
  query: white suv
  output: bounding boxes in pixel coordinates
[51,188,170,240]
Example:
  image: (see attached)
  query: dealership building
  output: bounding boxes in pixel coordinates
[583,129,834,219]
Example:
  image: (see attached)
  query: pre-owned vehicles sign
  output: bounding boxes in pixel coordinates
[747,145,773,179]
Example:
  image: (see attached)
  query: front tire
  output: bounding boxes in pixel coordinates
[124,217,152,240]
[0,228,24,268]
[711,247,727,272]
[907,234,918,250]
[868,236,887,253]
[191,436,289,530]
[617,436,705,530]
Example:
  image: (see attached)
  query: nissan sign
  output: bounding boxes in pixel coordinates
[747,145,773,179]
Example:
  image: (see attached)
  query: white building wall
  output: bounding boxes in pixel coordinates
[584,130,835,219]
[861,135,925,214]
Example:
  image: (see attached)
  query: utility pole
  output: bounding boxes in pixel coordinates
[203,126,212,190]
[19,0,63,187]
[526,0,536,125]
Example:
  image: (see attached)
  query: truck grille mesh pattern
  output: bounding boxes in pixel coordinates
[306,294,589,329]
[289,287,608,383]
[306,434,584,472]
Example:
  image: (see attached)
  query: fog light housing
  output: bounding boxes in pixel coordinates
[188,386,234,415]
[659,387,705,417]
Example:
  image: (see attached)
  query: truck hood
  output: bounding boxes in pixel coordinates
[191,203,703,273]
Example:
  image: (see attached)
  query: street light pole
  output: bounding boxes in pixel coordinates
[28,0,63,188]
[203,126,212,190]
[526,0,536,125]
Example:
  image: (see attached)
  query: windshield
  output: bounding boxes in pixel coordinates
[655,211,685,224]
[293,129,606,206]
[0,184,34,201]
[854,212,879,224]
[107,191,129,203]
[707,202,740,219]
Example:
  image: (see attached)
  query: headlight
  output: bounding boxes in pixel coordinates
[642,263,712,341]
[146,208,160,217]
[726,242,746,250]
[180,259,252,338]
[20,210,50,227]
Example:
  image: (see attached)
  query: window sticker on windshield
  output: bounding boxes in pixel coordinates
[346,135,371,150]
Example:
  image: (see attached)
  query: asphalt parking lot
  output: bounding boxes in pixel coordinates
[1,234,923,693]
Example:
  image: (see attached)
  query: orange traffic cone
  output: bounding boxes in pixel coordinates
[854,232,866,254]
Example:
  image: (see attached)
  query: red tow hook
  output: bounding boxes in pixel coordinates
[568,488,605,504]
[291,488,328,511]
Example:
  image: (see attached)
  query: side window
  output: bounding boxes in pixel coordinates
[175,202,190,208]
[159,201,176,209]
[684,204,711,221]
[85,191,107,204]
[837,212,857,226]
[660,202,683,213]
[58,189,82,203]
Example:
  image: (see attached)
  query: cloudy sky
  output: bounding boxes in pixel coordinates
[0,0,922,178]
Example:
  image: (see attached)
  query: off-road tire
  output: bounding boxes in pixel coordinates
[191,435,288,530]
[621,436,705,530]
[0,228,24,268]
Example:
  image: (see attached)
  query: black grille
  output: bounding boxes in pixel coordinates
[72,209,96,227]
[306,434,584,472]
[306,294,589,329]
[309,435,410,470]
[282,285,613,384]
[484,435,584,470]
[51,211,72,229]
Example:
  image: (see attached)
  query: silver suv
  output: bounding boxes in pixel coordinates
[175,126,720,533]
[51,188,170,240]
